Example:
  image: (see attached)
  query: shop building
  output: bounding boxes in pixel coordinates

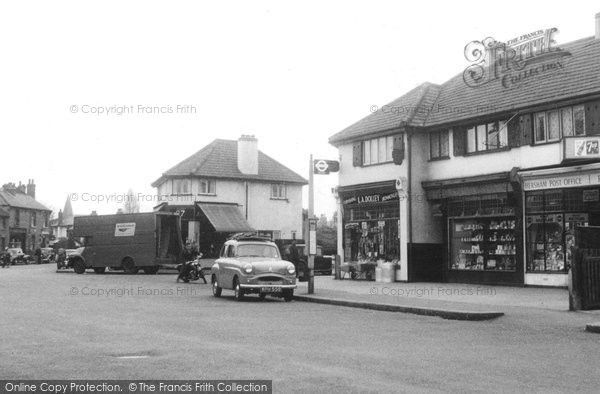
[0,180,51,252]
[151,135,307,256]
[330,13,600,287]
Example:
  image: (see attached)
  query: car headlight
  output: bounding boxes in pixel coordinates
[243,264,253,274]
[287,265,295,275]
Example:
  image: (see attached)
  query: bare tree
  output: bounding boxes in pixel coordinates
[122,188,140,214]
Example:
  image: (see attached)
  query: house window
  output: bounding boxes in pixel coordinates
[362,136,394,165]
[429,130,449,159]
[15,209,20,227]
[2,218,6,229]
[173,179,191,195]
[271,184,286,199]
[31,212,37,227]
[199,179,216,195]
[466,120,508,153]
[535,105,586,143]
[44,213,49,227]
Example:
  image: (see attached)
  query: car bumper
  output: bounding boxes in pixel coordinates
[240,284,297,289]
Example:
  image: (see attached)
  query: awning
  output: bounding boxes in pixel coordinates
[421,172,514,200]
[196,203,254,232]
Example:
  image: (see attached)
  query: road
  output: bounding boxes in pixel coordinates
[1,264,599,393]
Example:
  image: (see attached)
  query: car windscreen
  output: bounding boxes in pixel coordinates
[236,244,280,258]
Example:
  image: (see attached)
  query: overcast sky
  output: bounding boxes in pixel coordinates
[1,1,599,218]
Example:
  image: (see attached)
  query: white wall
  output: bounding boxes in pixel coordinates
[425,130,562,181]
[155,178,303,239]
[338,143,407,187]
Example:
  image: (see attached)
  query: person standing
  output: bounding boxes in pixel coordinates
[34,247,42,265]
[1,247,10,268]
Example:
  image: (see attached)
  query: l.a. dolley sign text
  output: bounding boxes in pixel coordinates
[343,191,399,205]
[463,28,571,89]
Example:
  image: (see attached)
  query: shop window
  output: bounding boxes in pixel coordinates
[450,218,516,272]
[466,121,508,153]
[173,179,191,195]
[362,136,394,165]
[429,130,449,159]
[447,193,515,217]
[271,184,286,199]
[199,179,215,195]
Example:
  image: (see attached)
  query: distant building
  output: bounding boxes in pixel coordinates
[49,196,75,240]
[0,180,51,251]
[151,135,307,256]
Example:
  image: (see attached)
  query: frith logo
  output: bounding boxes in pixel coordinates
[463,28,571,89]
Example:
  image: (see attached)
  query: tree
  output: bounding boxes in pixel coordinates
[316,213,337,255]
[123,188,140,214]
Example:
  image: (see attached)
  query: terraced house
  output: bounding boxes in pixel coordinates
[0,180,51,251]
[329,13,600,287]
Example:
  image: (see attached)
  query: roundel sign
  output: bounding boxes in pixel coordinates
[315,160,329,173]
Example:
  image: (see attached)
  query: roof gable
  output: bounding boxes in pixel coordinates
[0,190,51,211]
[152,139,307,186]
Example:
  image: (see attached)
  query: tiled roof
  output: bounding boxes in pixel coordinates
[328,82,440,145]
[152,139,307,187]
[0,191,51,211]
[424,36,600,126]
[329,36,600,142]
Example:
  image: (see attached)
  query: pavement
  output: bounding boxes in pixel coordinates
[294,275,598,321]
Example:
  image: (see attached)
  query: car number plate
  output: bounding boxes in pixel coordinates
[260,287,281,293]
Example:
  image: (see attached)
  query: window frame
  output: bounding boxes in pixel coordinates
[534,105,587,144]
[173,179,191,195]
[199,179,216,195]
[429,130,450,160]
[362,136,395,166]
[466,120,509,153]
[271,184,286,200]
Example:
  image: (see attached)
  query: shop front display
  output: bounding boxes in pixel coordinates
[341,186,400,275]
[446,192,522,285]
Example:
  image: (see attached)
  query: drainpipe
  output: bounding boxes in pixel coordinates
[245,182,249,220]
[407,130,413,247]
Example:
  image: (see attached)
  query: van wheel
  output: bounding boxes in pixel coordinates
[73,260,86,274]
[233,277,244,301]
[143,266,159,274]
[93,267,106,274]
[122,258,138,274]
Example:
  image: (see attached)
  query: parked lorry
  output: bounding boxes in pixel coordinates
[70,212,184,274]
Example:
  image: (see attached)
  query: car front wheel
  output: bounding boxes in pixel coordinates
[212,275,222,297]
[233,278,244,301]
[282,289,294,302]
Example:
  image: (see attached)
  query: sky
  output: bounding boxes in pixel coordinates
[1,1,599,218]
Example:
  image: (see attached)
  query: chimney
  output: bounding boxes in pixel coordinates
[237,135,258,175]
[596,12,600,39]
[91,211,98,216]
[16,181,26,194]
[26,179,36,199]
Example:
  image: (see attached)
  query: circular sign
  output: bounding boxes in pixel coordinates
[315,160,329,173]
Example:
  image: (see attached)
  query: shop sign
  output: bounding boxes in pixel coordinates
[583,189,599,202]
[564,137,600,160]
[114,223,136,237]
[522,172,600,191]
[343,191,399,205]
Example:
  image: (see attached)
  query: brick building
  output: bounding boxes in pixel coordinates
[0,180,51,252]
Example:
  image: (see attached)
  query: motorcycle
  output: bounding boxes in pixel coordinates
[177,257,206,283]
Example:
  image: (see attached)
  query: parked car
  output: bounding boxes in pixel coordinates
[7,248,30,265]
[294,244,333,280]
[211,234,297,302]
[40,247,55,264]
